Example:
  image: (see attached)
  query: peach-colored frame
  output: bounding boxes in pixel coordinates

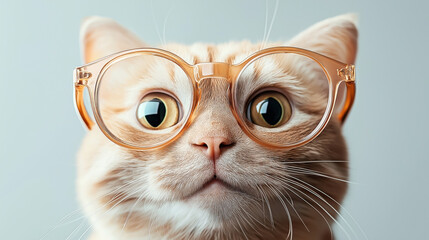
[74,47,355,150]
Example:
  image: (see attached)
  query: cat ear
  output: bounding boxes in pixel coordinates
[288,14,358,63]
[80,16,146,63]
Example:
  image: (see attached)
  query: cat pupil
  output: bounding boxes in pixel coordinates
[142,98,166,127]
[257,97,283,126]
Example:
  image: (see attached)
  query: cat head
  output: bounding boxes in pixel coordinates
[77,14,357,239]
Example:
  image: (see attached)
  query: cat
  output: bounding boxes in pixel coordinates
[76,13,358,240]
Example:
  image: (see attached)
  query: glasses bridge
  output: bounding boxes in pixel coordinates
[194,62,231,83]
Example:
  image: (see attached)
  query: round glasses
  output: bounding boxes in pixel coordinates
[74,47,355,150]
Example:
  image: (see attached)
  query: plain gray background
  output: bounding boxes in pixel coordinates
[1,0,428,239]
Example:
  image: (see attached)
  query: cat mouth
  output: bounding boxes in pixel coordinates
[184,175,244,199]
[201,175,228,189]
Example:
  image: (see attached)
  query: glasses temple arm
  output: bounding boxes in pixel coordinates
[337,81,355,124]
[74,85,94,130]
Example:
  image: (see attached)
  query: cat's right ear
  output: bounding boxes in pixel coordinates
[80,16,145,63]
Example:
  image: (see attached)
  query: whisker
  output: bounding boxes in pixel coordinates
[261,0,269,50]
[284,185,334,238]
[264,0,279,48]
[282,178,353,240]
[234,208,249,240]
[265,183,294,239]
[255,184,267,219]
[264,177,310,233]
[65,219,85,240]
[77,221,92,240]
[234,195,264,236]
[256,184,274,228]
[261,0,280,50]
[285,160,348,164]
[276,165,352,184]
[39,178,143,240]
[162,1,175,46]
[75,187,145,240]
[289,176,367,240]
[74,175,147,239]
[263,173,352,238]
[120,190,146,234]
[150,0,164,45]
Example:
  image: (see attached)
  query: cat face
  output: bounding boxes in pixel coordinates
[77,14,357,239]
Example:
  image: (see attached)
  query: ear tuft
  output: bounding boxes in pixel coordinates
[80,16,145,63]
[334,13,359,27]
[288,13,358,64]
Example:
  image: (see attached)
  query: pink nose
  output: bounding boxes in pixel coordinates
[192,136,234,162]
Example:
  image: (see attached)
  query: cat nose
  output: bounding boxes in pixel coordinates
[192,136,234,162]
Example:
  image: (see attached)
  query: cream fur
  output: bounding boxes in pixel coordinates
[77,14,358,240]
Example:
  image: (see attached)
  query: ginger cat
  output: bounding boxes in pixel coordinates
[76,14,357,240]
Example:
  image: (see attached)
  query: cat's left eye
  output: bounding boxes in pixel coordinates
[246,91,292,128]
[136,92,180,130]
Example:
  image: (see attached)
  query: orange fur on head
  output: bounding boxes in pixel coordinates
[77,14,357,240]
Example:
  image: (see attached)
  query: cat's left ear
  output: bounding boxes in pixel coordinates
[80,16,146,63]
[288,14,358,63]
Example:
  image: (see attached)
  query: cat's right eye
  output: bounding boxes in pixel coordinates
[136,92,180,130]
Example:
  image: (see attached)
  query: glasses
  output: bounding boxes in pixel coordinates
[73,47,355,150]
